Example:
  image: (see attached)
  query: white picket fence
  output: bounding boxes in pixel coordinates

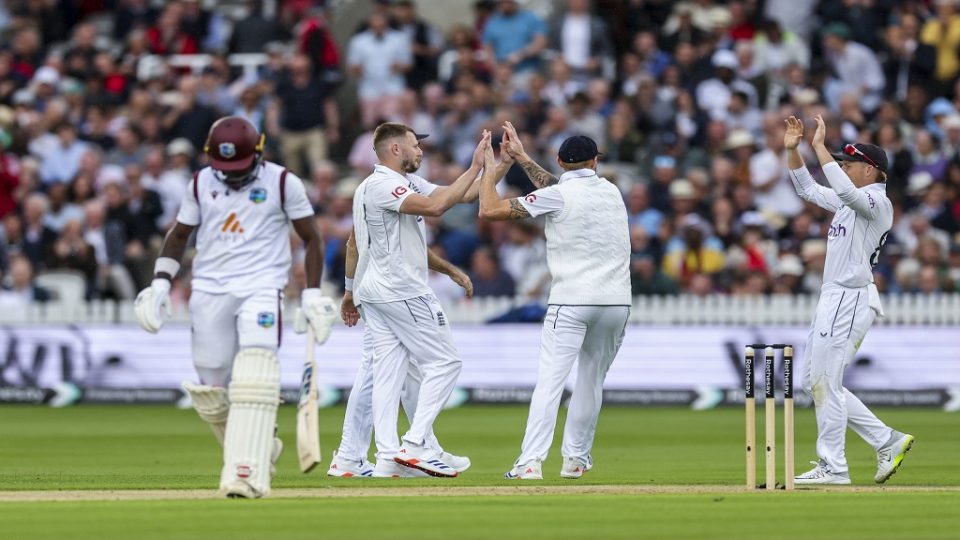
[4,293,959,326]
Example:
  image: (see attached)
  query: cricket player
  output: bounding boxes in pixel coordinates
[350,122,488,477]
[478,123,631,480]
[785,115,913,484]
[328,235,475,478]
[134,116,337,498]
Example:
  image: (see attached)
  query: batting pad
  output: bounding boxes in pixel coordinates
[220,348,281,497]
[182,382,229,446]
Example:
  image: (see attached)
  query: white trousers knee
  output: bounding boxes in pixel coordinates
[516,305,629,465]
[363,294,461,460]
[189,290,283,387]
[803,285,892,473]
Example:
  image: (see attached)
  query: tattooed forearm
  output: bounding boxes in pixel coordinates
[519,159,559,188]
[507,199,531,219]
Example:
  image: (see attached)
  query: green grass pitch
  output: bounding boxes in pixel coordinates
[1,404,958,539]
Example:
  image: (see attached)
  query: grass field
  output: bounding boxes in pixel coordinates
[1,404,958,539]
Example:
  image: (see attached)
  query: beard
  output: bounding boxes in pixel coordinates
[401,156,421,173]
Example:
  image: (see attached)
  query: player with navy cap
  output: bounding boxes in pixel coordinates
[785,115,913,485]
[478,123,631,480]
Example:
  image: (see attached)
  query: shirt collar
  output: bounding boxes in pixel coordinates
[374,164,408,181]
[558,168,597,183]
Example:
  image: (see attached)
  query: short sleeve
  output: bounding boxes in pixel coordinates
[368,177,415,212]
[518,185,564,218]
[175,177,201,226]
[282,171,314,220]
[407,174,439,197]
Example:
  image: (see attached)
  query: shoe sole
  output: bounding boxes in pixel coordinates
[394,457,459,478]
[875,436,914,484]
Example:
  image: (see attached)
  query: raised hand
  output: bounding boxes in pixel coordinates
[812,114,826,149]
[784,116,803,150]
[471,130,492,170]
[501,121,526,160]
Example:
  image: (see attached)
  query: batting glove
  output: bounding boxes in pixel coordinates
[300,288,337,345]
[134,278,172,333]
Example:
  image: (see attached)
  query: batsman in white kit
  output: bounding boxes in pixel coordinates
[785,115,913,485]
[134,116,336,498]
[479,123,631,480]
[350,123,489,477]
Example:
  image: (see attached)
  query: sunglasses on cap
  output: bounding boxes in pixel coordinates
[843,144,878,168]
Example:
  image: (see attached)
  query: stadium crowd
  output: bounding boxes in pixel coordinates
[0,0,959,311]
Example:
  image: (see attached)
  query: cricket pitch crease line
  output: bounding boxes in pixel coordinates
[1,485,958,502]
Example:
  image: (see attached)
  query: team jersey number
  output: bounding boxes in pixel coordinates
[869,231,889,268]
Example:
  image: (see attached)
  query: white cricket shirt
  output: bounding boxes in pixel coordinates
[176,161,314,294]
[353,164,438,304]
[789,162,893,288]
[518,168,632,305]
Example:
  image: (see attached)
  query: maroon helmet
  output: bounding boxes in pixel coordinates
[203,116,265,189]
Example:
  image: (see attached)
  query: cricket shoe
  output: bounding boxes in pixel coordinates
[327,451,374,478]
[440,451,471,473]
[794,459,851,485]
[373,458,430,478]
[874,431,914,484]
[560,456,591,479]
[394,442,459,477]
[504,460,543,480]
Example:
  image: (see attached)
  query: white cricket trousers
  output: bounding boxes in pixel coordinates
[336,323,443,461]
[803,284,892,474]
[516,304,630,465]
[189,289,283,387]
[362,294,461,460]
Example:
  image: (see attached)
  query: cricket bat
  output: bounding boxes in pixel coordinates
[296,327,321,473]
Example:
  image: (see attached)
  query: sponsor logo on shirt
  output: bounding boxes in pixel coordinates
[391,186,408,199]
[257,312,276,328]
[828,223,847,238]
[867,193,875,209]
[249,187,267,203]
[436,311,446,327]
[221,212,245,234]
[525,193,537,203]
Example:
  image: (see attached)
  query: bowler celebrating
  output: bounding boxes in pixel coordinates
[785,115,913,485]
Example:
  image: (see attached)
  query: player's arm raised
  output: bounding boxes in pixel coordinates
[503,121,558,189]
[784,115,842,212]
[478,129,532,221]
[400,131,491,216]
[427,247,473,298]
[810,114,884,218]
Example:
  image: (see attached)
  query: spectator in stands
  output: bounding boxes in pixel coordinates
[147,2,198,55]
[394,0,444,90]
[113,0,158,42]
[296,7,342,84]
[821,22,885,113]
[43,183,84,233]
[498,220,549,301]
[482,0,547,80]
[82,198,135,300]
[0,130,21,220]
[546,0,614,80]
[348,12,411,128]
[469,245,515,297]
[47,218,98,296]
[662,214,725,288]
[920,0,960,92]
[38,122,90,186]
[0,254,49,306]
[230,1,287,54]
[273,54,339,177]
[161,76,217,152]
[696,49,758,122]
[882,18,936,103]
[21,193,57,271]
[104,126,147,167]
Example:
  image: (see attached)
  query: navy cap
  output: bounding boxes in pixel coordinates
[558,135,602,163]
[831,142,888,173]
